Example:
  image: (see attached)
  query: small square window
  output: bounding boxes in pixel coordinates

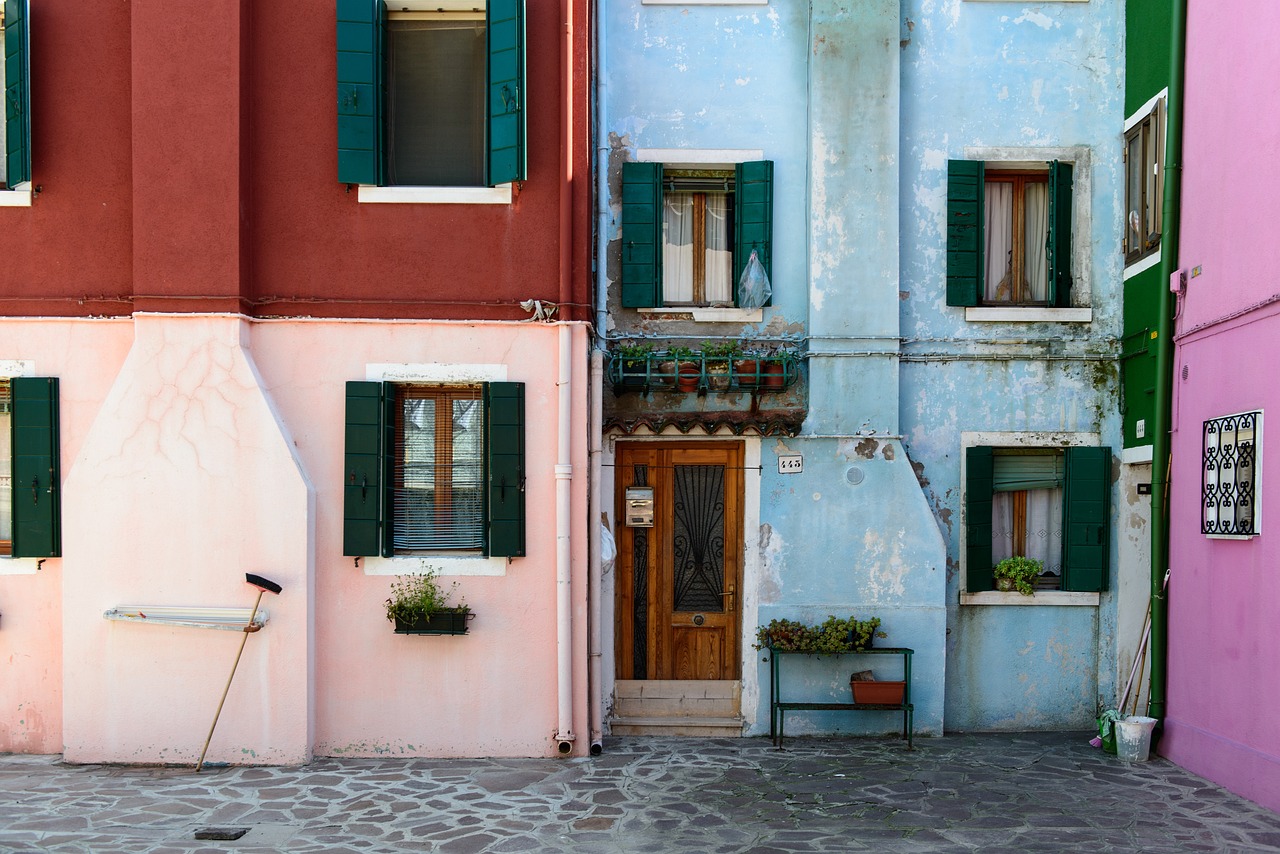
[1202,410,1262,537]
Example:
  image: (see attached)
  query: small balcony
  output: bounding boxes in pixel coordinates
[607,347,801,396]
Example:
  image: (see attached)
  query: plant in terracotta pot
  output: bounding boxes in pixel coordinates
[385,570,472,635]
[761,345,796,390]
[993,555,1043,595]
[733,342,763,389]
[701,340,740,391]
[669,346,700,392]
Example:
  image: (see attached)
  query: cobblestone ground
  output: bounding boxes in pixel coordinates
[2,733,1278,853]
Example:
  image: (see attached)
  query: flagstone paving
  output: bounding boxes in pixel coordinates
[2,733,1278,852]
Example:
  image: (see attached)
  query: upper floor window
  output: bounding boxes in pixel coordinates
[1203,410,1262,538]
[336,0,525,189]
[0,376,61,559]
[2,0,32,190]
[1124,100,1163,265]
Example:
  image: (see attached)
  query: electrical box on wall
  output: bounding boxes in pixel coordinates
[625,487,655,527]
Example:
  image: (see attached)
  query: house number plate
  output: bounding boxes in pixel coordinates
[778,454,803,474]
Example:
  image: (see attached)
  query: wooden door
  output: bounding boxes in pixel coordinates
[615,442,743,680]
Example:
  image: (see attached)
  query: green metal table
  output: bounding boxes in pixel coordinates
[766,647,914,749]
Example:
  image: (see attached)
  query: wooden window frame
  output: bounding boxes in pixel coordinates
[984,170,1050,307]
[661,170,736,308]
[0,378,10,556]
[1124,107,1163,265]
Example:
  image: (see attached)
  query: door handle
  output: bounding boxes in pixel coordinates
[720,583,735,611]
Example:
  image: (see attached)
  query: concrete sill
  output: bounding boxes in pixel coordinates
[960,590,1101,607]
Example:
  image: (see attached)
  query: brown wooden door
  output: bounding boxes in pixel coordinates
[615,442,743,680]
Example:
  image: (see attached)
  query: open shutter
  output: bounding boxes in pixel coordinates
[965,445,994,592]
[734,159,774,307]
[10,377,59,558]
[484,382,525,557]
[343,381,385,557]
[1046,160,1074,307]
[4,0,30,187]
[487,0,525,185]
[946,160,984,307]
[620,161,663,308]
[1062,446,1110,592]
[336,0,383,185]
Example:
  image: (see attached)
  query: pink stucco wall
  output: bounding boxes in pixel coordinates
[1162,3,1280,813]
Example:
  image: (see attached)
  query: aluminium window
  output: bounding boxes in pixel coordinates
[1,377,61,559]
[343,381,525,558]
[1202,410,1262,538]
[3,0,31,188]
[947,159,1073,308]
[965,445,1109,593]
[336,0,525,188]
[620,160,773,309]
[1124,101,1163,265]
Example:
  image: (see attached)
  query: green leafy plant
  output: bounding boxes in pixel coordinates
[384,571,469,626]
[615,341,655,361]
[993,555,1043,596]
[753,615,885,654]
[701,340,742,361]
[665,345,696,362]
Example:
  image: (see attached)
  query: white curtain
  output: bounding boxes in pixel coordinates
[662,193,694,303]
[991,487,1063,575]
[704,194,733,304]
[984,183,1014,301]
[1023,182,1049,302]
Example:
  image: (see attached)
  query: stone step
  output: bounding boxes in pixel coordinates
[608,715,746,737]
[612,679,742,719]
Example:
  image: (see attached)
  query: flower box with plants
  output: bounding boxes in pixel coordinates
[993,555,1043,595]
[610,341,658,390]
[385,571,472,635]
[753,614,885,654]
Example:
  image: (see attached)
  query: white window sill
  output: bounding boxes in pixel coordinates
[961,590,1100,606]
[0,557,43,575]
[357,184,513,205]
[643,0,767,5]
[0,183,34,207]
[1205,534,1259,541]
[1121,445,1153,465]
[965,307,1092,323]
[360,554,509,577]
[637,307,764,323]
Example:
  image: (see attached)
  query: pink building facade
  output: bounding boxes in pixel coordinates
[1162,1,1280,812]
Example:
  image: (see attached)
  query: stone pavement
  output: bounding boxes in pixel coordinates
[2,733,1279,853]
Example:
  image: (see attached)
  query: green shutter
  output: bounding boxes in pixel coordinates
[487,0,525,185]
[965,445,994,593]
[620,161,663,308]
[10,377,59,558]
[1046,160,1073,307]
[1062,446,1110,592]
[734,159,774,307]
[336,0,383,185]
[946,160,984,307]
[343,381,385,557]
[4,0,30,187]
[484,382,524,558]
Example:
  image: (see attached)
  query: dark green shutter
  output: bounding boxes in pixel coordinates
[965,445,994,592]
[343,381,385,557]
[484,382,524,557]
[946,160,984,307]
[734,159,774,307]
[1062,446,1110,592]
[1046,160,1073,307]
[487,0,525,185]
[620,161,663,308]
[10,377,59,558]
[4,0,30,187]
[336,0,383,185]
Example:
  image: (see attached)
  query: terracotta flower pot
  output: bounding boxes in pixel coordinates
[676,362,701,392]
[734,359,759,387]
[762,360,785,390]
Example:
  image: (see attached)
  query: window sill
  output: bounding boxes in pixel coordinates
[357,184,513,205]
[0,183,34,207]
[960,590,1100,606]
[360,554,509,577]
[637,307,764,323]
[964,307,1092,323]
[0,557,43,575]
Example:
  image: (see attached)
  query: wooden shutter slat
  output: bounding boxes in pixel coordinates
[10,376,59,558]
[734,160,774,307]
[343,381,385,556]
[4,0,30,187]
[1062,445,1110,592]
[621,162,663,308]
[485,382,525,557]
[946,160,984,307]
[487,0,526,185]
[336,0,383,185]
[1047,160,1073,307]
[965,445,994,592]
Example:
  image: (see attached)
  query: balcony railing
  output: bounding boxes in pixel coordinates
[607,349,800,395]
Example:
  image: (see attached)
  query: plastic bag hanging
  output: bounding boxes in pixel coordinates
[737,249,772,309]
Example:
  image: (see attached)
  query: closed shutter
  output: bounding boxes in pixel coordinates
[343,381,386,557]
[734,159,774,307]
[1062,445,1110,592]
[487,0,525,185]
[4,0,30,187]
[10,377,59,558]
[946,160,984,307]
[620,161,663,308]
[484,381,525,557]
[336,0,383,185]
[965,445,994,592]
[1046,160,1073,307]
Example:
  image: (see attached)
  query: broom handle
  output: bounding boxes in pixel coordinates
[196,589,264,772]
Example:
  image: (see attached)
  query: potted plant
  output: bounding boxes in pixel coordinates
[669,346,700,392]
[734,345,763,388]
[753,615,885,654]
[385,571,472,635]
[761,346,795,390]
[993,555,1043,595]
[701,340,740,391]
[614,341,654,390]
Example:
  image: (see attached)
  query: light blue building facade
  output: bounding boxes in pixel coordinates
[597,0,1126,737]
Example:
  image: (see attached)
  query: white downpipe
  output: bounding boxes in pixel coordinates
[555,324,575,753]
[587,350,604,754]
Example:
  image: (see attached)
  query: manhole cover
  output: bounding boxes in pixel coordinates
[194,827,250,841]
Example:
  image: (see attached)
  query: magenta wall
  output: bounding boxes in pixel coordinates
[1163,1,1280,812]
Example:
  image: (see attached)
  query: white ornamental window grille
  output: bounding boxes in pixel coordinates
[1202,410,1262,537]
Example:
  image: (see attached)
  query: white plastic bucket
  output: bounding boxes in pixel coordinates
[1115,715,1158,761]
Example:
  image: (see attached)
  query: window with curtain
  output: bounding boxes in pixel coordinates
[1124,101,1163,264]
[991,450,1064,586]
[984,173,1049,305]
[0,380,11,556]
[661,170,736,307]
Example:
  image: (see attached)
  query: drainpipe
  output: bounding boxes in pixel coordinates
[588,350,605,755]
[555,325,576,755]
[559,0,574,312]
[1148,0,1187,726]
